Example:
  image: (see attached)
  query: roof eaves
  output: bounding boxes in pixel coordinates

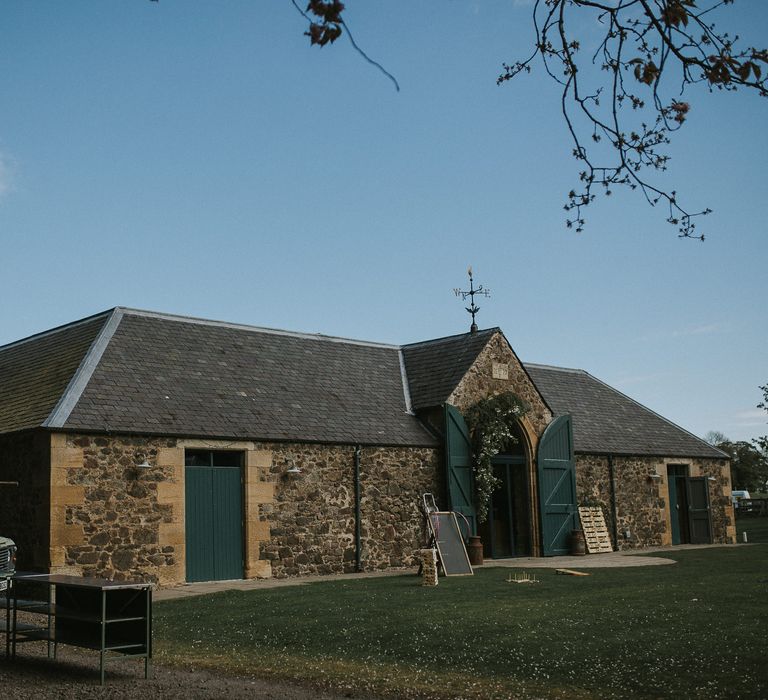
[43,308,125,429]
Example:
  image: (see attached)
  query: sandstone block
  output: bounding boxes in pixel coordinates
[54,524,86,546]
[246,560,272,579]
[156,481,184,505]
[156,447,184,467]
[159,521,186,545]
[247,481,274,504]
[247,450,273,469]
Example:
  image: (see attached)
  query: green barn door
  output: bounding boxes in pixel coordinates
[444,404,476,536]
[667,464,689,545]
[685,477,712,544]
[538,415,577,556]
[185,450,244,582]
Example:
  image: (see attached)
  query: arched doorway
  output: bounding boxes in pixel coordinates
[479,421,533,558]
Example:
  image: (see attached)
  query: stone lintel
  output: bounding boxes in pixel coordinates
[178,438,255,451]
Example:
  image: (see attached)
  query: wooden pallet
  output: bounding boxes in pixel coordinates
[577,506,613,553]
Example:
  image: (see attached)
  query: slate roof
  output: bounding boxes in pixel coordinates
[17,308,436,446]
[0,313,109,433]
[0,308,723,458]
[402,329,497,410]
[525,363,726,458]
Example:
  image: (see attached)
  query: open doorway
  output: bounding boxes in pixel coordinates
[479,423,532,558]
[667,464,712,545]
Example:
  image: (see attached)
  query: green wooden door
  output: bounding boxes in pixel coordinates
[686,477,712,544]
[185,451,244,582]
[444,404,476,536]
[667,464,688,545]
[537,415,577,556]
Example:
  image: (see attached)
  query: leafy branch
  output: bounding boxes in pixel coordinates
[292,1,400,91]
[498,0,767,238]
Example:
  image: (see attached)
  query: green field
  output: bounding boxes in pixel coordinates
[154,542,768,699]
[734,515,768,543]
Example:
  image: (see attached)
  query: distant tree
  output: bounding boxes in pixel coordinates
[705,430,728,446]
[707,425,768,492]
[755,383,768,457]
[723,441,768,492]
[296,1,768,239]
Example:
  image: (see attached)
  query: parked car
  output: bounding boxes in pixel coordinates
[0,536,16,590]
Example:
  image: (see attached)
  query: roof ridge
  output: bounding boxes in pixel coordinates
[115,307,402,350]
[524,362,587,374]
[402,326,499,350]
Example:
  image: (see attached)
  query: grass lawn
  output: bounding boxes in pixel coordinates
[154,542,768,699]
[734,515,768,543]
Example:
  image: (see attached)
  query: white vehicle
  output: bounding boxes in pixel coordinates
[731,490,751,507]
[0,536,16,590]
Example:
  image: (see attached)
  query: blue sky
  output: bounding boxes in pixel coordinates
[0,1,766,443]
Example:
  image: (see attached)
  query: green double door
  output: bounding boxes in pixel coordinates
[185,450,244,582]
[668,465,712,545]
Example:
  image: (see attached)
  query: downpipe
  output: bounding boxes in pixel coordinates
[608,455,619,548]
[354,445,362,573]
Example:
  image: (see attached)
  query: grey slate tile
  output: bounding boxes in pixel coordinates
[524,363,725,459]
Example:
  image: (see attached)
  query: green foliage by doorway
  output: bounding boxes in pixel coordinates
[465,392,529,523]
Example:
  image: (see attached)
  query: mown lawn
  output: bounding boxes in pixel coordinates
[734,514,768,543]
[154,542,768,699]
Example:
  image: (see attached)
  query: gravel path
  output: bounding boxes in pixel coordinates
[0,644,365,700]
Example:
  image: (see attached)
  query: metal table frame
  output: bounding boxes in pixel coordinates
[5,573,153,685]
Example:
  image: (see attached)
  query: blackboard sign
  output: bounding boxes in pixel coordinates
[428,512,473,576]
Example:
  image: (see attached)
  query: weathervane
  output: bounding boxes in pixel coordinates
[453,266,490,334]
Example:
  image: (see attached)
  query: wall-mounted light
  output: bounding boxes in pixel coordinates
[648,473,662,482]
[707,476,717,482]
[286,463,302,476]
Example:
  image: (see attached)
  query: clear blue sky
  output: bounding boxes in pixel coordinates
[0,1,766,443]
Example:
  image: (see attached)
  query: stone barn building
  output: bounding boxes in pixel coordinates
[0,308,734,584]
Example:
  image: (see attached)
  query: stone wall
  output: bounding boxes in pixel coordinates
[576,454,735,550]
[0,429,50,569]
[50,433,182,582]
[48,432,439,584]
[448,331,552,437]
[696,457,735,544]
[263,443,439,578]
